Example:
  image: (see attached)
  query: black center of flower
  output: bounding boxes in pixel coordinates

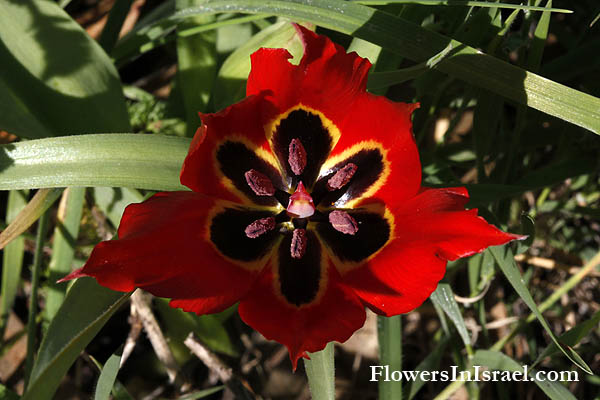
[243,136,361,262]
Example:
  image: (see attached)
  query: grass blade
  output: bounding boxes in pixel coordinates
[430,283,472,350]
[377,315,402,400]
[0,189,63,250]
[94,348,123,400]
[22,278,131,400]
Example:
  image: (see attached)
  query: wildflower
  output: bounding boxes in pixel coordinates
[62,25,522,369]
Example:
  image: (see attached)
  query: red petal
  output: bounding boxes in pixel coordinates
[393,187,525,260]
[343,242,446,316]
[180,94,281,202]
[238,262,366,370]
[62,192,256,309]
[247,24,371,128]
[329,94,421,206]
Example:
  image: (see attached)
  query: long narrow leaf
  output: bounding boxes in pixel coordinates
[171,0,600,134]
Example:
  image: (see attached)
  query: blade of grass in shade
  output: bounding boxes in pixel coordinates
[176,0,217,136]
[98,0,135,53]
[22,278,131,400]
[88,354,133,400]
[24,211,50,388]
[0,135,189,192]
[177,387,225,400]
[407,337,449,400]
[0,188,63,250]
[93,187,144,227]
[213,21,305,110]
[429,284,472,353]
[0,0,130,139]
[377,315,402,400]
[0,190,29,339]
[489,245,592,374]
[471,351,577,400]
[169,0,600,134]
[304,342,335,400]
[533,310,600,368]
[351,0,571,13]
[44,188,86,331]
[94,347,123,400]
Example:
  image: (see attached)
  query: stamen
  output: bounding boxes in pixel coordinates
[245,217,276,238]
[288,138,307,175]
[327,163,357,190]
[329,210,359,235]
[245,169,275,196]
[290,228,307,259]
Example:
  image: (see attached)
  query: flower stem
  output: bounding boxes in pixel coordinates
[378,315,402,400]
[24,211,50,389]
[305,342,335,400]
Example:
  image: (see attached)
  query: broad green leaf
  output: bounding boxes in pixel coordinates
[44,188,86,329]
[23,278,130,400]
[171,0,600,134]
[378,315,403,400]
[0,0,130,138]
[213,20,305,110]
[0,190,29,337]
[534,310,600,366]
[0,189,63,250]
[489,245,592,374]
[430,283,471,347]
[472,350,578,400]
[305,342,335,400]
[0,134,189,192]
[94,348,123,400]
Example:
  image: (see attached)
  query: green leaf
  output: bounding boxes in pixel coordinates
[472,350,578,400]
[22,278,130,400]
[175,0,217,135]
[44,188,86,330]
[98,0,135,53]
[0,190,29,337]
[213,20,304,110]
[177,386,225,400]
[305,342,335,400]
[534,310,600,367]
[0,134,189,192]
[489,245,592,374]
[0,188,63,250]
[94,348,123,400]
[430,283,471,347]
[0,384,20,400]
[0,0,130,138]
[377,315,403,400]
[170,0,600,134]
[92,187,144,228]
[406,337,449,400]
[353,0,572,13]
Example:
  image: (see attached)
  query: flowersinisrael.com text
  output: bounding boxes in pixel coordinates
[370,365,579,383]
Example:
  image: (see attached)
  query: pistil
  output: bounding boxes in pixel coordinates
[327,163,357,190]
[290,228,307,258]
[287,181,315,218]
[245,217,276,238]
[288,138,307,175]
[329,210,358,235]
[245,169,275,196]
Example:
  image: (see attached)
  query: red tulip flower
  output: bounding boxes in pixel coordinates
[62,25,522,369]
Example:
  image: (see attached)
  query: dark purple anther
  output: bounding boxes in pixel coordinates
[329,210,359,235]
[327,163,357,190]
[245,169,275,196]
[245,217,276,238]
[290,228,307,259]
[288,138,307,176]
